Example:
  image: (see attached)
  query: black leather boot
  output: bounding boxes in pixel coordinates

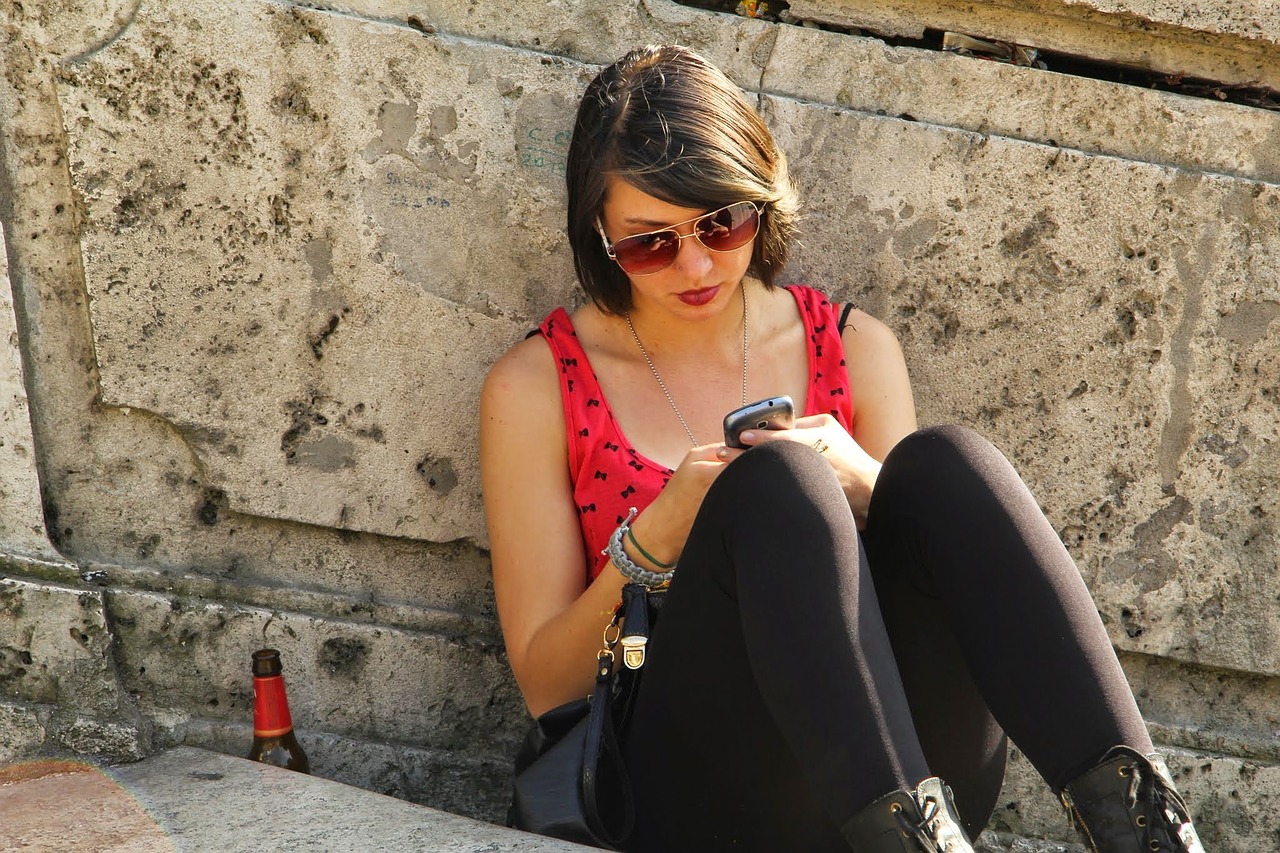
[1060,746,1205,852]
[841,777,975,852]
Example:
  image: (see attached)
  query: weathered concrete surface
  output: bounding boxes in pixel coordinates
[790,0,1280,90]
[106,588,522,754]
[989,743,1280,849]
[0,747,1131,852]
[793,0,1280,44]
[761,94,1280,680]
[1,0,1278,849]
[0,231,60,562]
[58,1,575,545]
[0,578,120,714]
[0,568,524,821]
[763,24,1280,185]
[307,2,1280,185]
[0,747,595,852]
[1064,0,1280,41]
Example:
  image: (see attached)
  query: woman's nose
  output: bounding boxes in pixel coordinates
[672,231,715,276]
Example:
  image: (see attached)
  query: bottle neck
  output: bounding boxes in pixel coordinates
[252,673,295,737]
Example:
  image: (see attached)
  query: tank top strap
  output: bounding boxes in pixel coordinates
[787,285,854,433]
[537,307,610,475]
[536,307,671,580]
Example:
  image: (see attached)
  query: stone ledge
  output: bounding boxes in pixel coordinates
[0,746,594,852]
[0,744,1101,851]
[789,0,1280,90]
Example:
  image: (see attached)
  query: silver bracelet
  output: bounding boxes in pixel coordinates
[604,507,675,588]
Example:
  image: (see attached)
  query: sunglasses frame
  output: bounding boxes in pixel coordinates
[597,200,764,276]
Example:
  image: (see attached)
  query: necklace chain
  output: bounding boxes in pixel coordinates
[625,286,749,447]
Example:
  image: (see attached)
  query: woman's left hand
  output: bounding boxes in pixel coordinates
[735,414,881,528]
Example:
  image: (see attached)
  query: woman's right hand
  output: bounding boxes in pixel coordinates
[622,442,745,570]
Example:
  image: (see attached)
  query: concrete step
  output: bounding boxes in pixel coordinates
[0,746,592,852]
[0,744,1084,851]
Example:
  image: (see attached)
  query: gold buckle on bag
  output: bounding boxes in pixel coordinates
[621,635,647,670]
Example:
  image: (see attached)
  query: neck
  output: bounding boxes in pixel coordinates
[624,281,752,359]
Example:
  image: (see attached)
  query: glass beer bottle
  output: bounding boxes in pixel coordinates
[247,648,311,774]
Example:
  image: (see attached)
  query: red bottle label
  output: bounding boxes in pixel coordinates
[252,674,295,737]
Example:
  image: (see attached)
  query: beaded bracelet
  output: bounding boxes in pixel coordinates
[604,508,675,588]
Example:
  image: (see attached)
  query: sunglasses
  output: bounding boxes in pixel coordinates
[598,201,763,276]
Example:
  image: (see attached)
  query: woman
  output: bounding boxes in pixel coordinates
[480,44,1205,853]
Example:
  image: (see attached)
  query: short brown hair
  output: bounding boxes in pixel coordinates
[566,45,800,315]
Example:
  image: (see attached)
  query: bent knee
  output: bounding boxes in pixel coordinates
[886,425,1001,474]
[709,439,839,507]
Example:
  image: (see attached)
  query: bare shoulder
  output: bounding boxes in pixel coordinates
[479,327,569,492]
[482,333,560,419]
[838,306,917,459]
[839,307,904,361]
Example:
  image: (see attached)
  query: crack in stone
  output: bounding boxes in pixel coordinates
[60,0,144,67]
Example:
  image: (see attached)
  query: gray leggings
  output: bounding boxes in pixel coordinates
[622,427,1150,852]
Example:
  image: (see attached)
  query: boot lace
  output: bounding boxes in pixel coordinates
[1124,761,1205,853]
[892,792,969,853]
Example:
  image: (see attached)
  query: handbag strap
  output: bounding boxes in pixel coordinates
[581,589,644,847]
[581,645,634,846]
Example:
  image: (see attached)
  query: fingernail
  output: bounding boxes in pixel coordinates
[716,448,729,460]
[739,431,756,443]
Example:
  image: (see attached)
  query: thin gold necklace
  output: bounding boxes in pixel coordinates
[625,285,749,447]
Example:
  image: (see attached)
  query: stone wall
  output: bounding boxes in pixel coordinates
[1,0,1277,848]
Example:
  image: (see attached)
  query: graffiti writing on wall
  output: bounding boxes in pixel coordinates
[384,171,452,208]
[518,127,570,175]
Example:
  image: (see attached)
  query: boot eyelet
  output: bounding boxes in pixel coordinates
[1117,765,1131,777]
[1135,815,1147,827]
[889,803,902,814]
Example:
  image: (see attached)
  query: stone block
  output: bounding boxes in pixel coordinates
[55,716,146,761]
[57,0,573,545]
[0,578,126,716]
[317,0,780,84]
[2,0,140,62]
[1124,652,1280,763]
[0,701,47,763]
[787,0,1280,89]
[105,589,525,754]
[0,746,596,852]
[987,743,1280,850]
[762,24,1280,184]
[760,93,1280,678]
[171,716,515,823]
[0,232,61,562]
[1063,0,1280,42]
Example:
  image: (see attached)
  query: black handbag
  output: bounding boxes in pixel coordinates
[509,582,663,849]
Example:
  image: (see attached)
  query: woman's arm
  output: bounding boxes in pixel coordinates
[482,334,743,716]
[840,307,918,462]
[480,337,629,716]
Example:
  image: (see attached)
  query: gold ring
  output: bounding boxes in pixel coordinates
[813,438,828,454]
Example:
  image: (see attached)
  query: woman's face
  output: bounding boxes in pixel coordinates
[598,176,755,320]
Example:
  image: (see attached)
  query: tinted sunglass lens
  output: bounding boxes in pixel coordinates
[696,203,759,251]
[613,231,680,275]
[609,202,760,275]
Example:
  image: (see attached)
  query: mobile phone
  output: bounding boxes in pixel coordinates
[723,395,795,448]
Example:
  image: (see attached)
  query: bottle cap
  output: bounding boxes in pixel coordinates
[251,648,283,677]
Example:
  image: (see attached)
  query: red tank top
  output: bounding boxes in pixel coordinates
[538,285,853,580]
